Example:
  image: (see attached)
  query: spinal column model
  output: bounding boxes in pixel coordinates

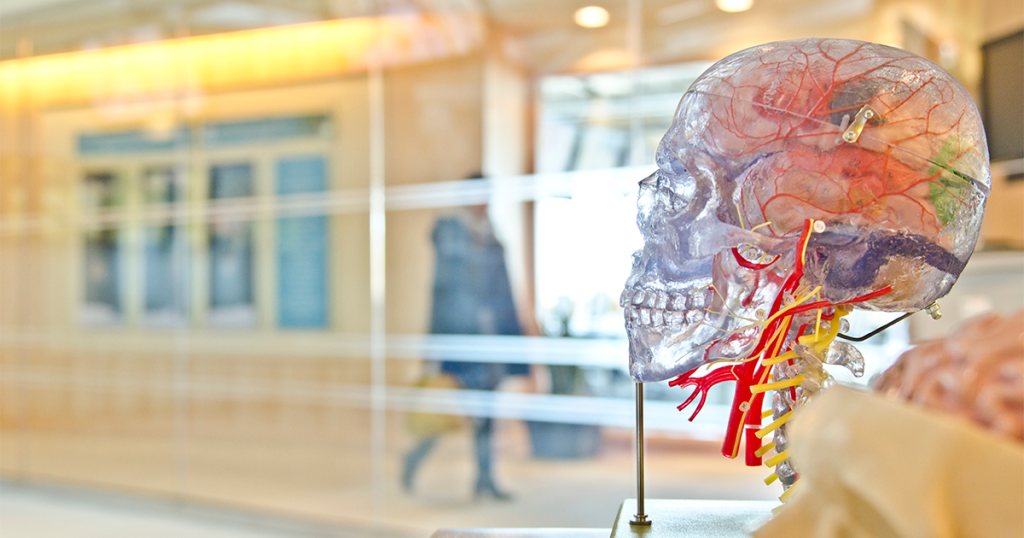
[621,38,989,500]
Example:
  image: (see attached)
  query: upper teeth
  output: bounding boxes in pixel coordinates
[620,288,709,310]
[621,287,711,328]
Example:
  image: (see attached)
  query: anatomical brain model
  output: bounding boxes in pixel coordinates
[622,38,989,502]
[874,311,1024,442]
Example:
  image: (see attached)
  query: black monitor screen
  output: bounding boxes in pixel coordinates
[982,30,1024,162]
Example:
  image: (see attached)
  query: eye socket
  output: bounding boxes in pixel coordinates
[655,172,697,217]
[670,190,687,213]
[647,175,688,216]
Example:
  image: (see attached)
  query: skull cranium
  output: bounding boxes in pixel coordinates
[623,38,990,383]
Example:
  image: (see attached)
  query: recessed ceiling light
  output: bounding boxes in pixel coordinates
[574,6,610,28]
[715,0,752,12]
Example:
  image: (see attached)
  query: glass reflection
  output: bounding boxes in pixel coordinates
[1,0,998,535]
[208,163,255,327]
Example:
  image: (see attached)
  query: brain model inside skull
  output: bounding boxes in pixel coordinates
[621,38,989,500]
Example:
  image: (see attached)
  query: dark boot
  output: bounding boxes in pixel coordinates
[472,417,512,500]
[402,437,438,493]
[474,476,513,501]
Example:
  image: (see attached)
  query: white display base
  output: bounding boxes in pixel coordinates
[430,499,776,538]
[610,499,774,538]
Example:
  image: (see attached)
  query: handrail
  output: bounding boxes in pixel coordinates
[0,368,728,438]
[0,331,630,369]
[0,166,653,235]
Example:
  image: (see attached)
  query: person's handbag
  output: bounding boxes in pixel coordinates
[406,373,466,438]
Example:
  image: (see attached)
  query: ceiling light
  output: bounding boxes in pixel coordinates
[574,6,610,28]
[715,0,752,12]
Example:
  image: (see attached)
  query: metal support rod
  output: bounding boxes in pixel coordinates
[631,382,651,526]
[837,311,913,342]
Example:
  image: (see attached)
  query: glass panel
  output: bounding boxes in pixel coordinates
[208,163,255,327]
[79,128,190,155]
[81,170,124,210]
[203,115,331,147]
[276,155,329,328]
[534,189,641,339]
[81,171,123,325]
[143,226,184,318]
[5,0,1010,535]
[142,167,187,325]
[277,155,327,195]
[536,63,710,173]
[82,228,122,324]
[142,166,182,204]
[209,163,254,199]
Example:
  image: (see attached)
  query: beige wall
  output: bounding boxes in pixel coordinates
[981,161,1024,249]
[0,52,501,504]
[983,0,1024,40]
[384,55,484,186]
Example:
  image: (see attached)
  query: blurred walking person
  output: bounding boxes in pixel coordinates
[402,175,526,500]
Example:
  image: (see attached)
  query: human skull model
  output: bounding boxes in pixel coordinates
[621,38,989,489]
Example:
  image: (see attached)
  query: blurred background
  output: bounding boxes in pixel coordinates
[0,0,1021,536]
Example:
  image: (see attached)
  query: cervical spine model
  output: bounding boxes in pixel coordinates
[622,38,989,503]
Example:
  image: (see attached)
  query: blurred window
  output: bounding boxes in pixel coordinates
[535,62,710,173]
[209,162,255,199]
[532,62,710,340]
[79,128,191,155]
[81,170,125,209]
[276,155,329,328]
[208,163,256,327]
[74,113,333,330]
[142,167,188,326]
[203,115,331,146]
[534,190,642,339]
[81,171,124,325]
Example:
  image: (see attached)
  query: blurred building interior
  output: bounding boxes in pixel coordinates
[0,0,1021,536]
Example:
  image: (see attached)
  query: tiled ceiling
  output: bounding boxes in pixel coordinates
[0,0,949,73]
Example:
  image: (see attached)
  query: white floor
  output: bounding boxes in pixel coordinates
[0,482,374,538]
[0,429,777,538]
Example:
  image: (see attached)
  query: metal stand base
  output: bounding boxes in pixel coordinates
[629,382,651,526]
[614,499,776,537]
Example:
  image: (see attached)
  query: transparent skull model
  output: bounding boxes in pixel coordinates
[621,38,989,498]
